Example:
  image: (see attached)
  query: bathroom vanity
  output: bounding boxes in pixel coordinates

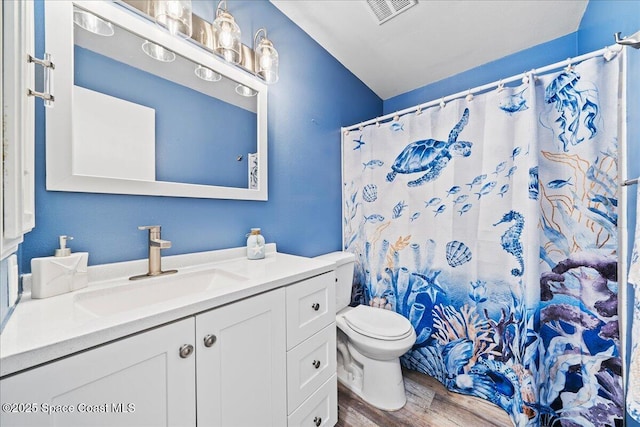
[0,245,337,426]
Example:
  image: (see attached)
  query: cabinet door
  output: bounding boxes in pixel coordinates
[196,288,287,427]
[2,0,36,258]
[0,318,196,427]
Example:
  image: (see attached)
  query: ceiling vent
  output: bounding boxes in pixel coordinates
[366,0,417,25]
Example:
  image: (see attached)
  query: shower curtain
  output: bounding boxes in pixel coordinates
[342,54,622,426]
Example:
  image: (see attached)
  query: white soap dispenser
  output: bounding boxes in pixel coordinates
[31,236,89,299]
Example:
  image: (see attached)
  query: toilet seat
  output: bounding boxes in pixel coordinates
[343,305,413,341]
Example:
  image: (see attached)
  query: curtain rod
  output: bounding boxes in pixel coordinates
[343,44,624,133]
[623,178,639,186]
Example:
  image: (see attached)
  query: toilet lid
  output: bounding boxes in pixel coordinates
[343,305,413,340]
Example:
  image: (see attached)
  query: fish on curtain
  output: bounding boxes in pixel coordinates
[342,54,622,427]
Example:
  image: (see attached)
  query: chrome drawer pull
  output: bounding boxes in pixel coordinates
[311,303,320,311]
[312,360,321,369]
[313,416,322,426]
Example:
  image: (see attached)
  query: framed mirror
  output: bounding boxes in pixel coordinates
[45,1,268,200]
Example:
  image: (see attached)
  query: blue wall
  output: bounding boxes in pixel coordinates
[385,1,639,424]
[8,2,640,421]
[20,0,382,272]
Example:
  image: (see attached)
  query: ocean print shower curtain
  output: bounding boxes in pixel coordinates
[342,54,622,426]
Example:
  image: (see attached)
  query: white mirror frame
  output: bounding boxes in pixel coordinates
[45,0,268,200]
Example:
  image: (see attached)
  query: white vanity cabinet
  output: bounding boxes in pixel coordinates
[0,318,197,427]
[0,269,337,427]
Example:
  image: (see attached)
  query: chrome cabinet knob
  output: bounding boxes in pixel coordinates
[179,344,194,358]
[203,334,217,348]
[313,416,322,426]
[312,360,321,369]
[311,303,320,311]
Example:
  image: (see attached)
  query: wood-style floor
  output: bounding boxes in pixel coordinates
[337,368,513,427]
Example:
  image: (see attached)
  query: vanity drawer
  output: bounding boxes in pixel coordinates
[287,375,337,427]
[286,273,335,350]
[287,323,336,411]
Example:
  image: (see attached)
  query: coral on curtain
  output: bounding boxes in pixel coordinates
[342,54,622,426]
[628,182,640,421]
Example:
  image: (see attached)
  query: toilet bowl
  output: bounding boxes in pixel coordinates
[315,252,416,411]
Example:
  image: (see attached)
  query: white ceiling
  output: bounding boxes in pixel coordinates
[270,0,589,100]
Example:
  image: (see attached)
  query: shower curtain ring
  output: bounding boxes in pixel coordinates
[439,98,446,109]
[564,58,574,72]
[496,80,505,92]
[465,90,474,102]
[603,46,619,61]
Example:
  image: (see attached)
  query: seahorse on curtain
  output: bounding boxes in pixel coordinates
[493,210,525,277]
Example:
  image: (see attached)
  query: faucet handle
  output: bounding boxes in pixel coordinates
[138,225,161,232]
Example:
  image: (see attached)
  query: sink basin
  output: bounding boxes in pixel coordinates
[74,268,248,316]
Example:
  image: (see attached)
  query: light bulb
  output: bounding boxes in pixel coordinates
[166,1,182,18]
[259,52,273,70]
[219,30,233,48]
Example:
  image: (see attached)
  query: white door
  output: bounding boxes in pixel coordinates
[196,288,287,427]
[0,318,196,427]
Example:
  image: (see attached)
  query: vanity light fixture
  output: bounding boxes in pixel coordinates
[253,28,279,84]
[122,0,281,85]
[73,9,114,36]
[195,65,222,82]
[141,40,176,62]
[235,84,257,97]
[212,0,242,65]
[154,0,193,39]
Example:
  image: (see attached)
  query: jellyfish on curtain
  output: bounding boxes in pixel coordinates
[543,69,600,152]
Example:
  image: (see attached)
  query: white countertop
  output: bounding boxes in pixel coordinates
[0,244,334,377]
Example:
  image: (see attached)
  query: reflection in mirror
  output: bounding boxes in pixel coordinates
[72,6,258,189]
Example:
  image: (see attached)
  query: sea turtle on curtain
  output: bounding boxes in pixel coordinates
[386,108,472,187]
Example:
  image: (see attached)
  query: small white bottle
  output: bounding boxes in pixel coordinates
[246,228,265,260]
[31,236,89,299]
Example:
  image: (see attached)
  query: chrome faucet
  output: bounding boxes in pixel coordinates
[130,225,178,280]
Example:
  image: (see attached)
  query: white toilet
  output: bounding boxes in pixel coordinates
[316,252,416,411]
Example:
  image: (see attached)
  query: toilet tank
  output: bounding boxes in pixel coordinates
[315,251,355,312]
